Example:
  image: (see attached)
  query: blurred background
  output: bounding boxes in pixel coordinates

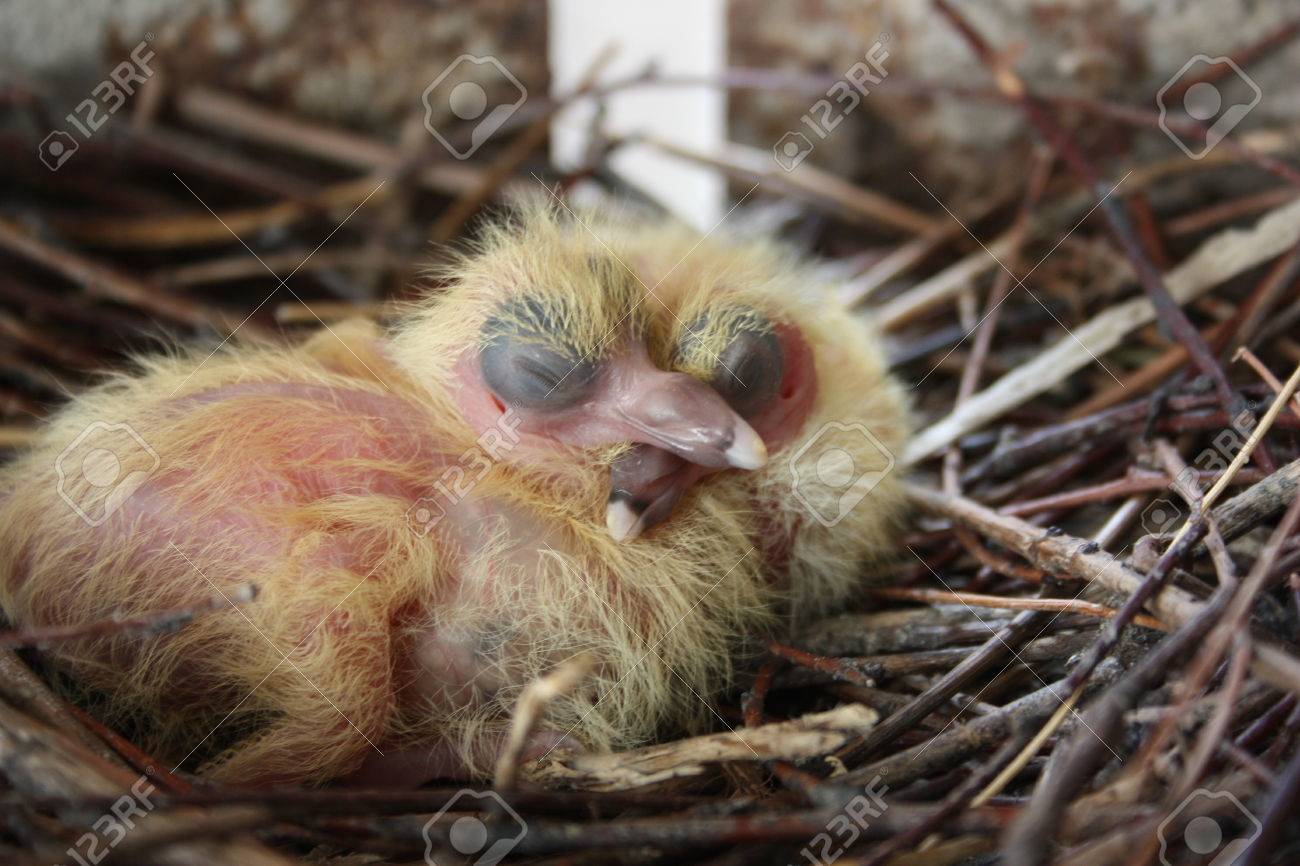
[1,0,1297,447]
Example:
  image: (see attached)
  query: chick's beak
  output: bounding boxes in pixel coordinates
[602,363,767,542]
[610,367,768,471]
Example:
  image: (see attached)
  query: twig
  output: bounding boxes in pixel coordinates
[869,587,1166,631]
[526,704,878,791]
[1159,359,1300,554]
[1002,580,1241,866]
[645,137,943,235]
[970,682,1084,806]
[904,196,1300,463]
[494,653,595,790]
[174,86,490,196]
[1236,346,1300,420]
[1241,740,1300,866]
[0,219,221,329]
[843,660,1124,789]
[768,641,876,686]
[832,609,1057,774]
[903,482,1300,693]
[0,699,289,864]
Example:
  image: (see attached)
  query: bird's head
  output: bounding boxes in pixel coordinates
[389,202,905,549]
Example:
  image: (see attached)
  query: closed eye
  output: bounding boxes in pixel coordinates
[479,298,599,409]
[676,310,784,417]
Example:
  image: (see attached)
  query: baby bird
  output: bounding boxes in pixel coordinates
[0,203,908,786]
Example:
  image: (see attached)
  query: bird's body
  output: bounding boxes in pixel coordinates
[0,205,908,786]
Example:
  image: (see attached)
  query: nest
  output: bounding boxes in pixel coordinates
[2,3,1300,864]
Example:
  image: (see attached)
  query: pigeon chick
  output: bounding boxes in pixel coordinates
[0,202,908,786]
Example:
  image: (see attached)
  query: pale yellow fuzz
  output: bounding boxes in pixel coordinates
[0,201,909,784]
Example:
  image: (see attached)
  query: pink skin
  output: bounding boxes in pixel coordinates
[25,326,817,787]
[449,322,818,539]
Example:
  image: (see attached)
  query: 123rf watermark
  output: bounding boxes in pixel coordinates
[55,420,160,528]
[790,420,896,528]
[38,37,156,171]
[56,775,157,866]
[423,55,527,159]
[423,789,527,866]
[1156,54,1261,160]
[774,35,890,172]
[1157,788,1260,866]
[407,409,523,535]
[789,775,889,866]
[1139,408,1256,535]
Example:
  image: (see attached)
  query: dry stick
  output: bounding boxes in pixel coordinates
[965,391,1222,485]
[1168,360,1300,551]
[1227,244,1300,357]
[933,0,1243,425]
[1001,580,1240,866]
[0,219,218,330]
[1000,468,1263,517]
[950,152,1051,420]
[858,736,1026,866]
[56,783,707,820]
[161,247,406,289]
[742,658,781,727]
[768,641,876,687]
[0,584,257,650]
[993,400,1257,758]
[779,633,1094,686]
[1237,694,1298,751]
[174,86,489,197]
[839,218,969,307]
[1237,346,1300,420]
[869,587,1166,631]
[1155,438,1240,585]
[530,704,880,792]
[831,607,1057,774]
[876,229,1021,329]
[494,653,595,791]
[795,607,1026,657]
[944,153,1052,583]
[903,484,1300,694]
[1208,456,1300,546]
[409,800,1004,858]
[645,137,943,236]
[1160,14,1300,104]
[1072,241,1299,419]
[0,699,289,866]
[843,660,1125,790]
[970,684,1084,807]
[1240,740,1300,866]
[1175,636,1253,799]
[951,530,1047,582]
[934,501,1161,811]
[65,704,193,795]
[1126,190,1171,270]
[1135,485,1300,797]
[0,652,121,769]
[1074,491,1300,866]
[1166,186,1299,237]
[904,196,1300,463]
[120,123,321,205]
[54,176,390,249]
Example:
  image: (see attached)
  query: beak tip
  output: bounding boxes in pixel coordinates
[725,427,769,470]
[606,498,643,542]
